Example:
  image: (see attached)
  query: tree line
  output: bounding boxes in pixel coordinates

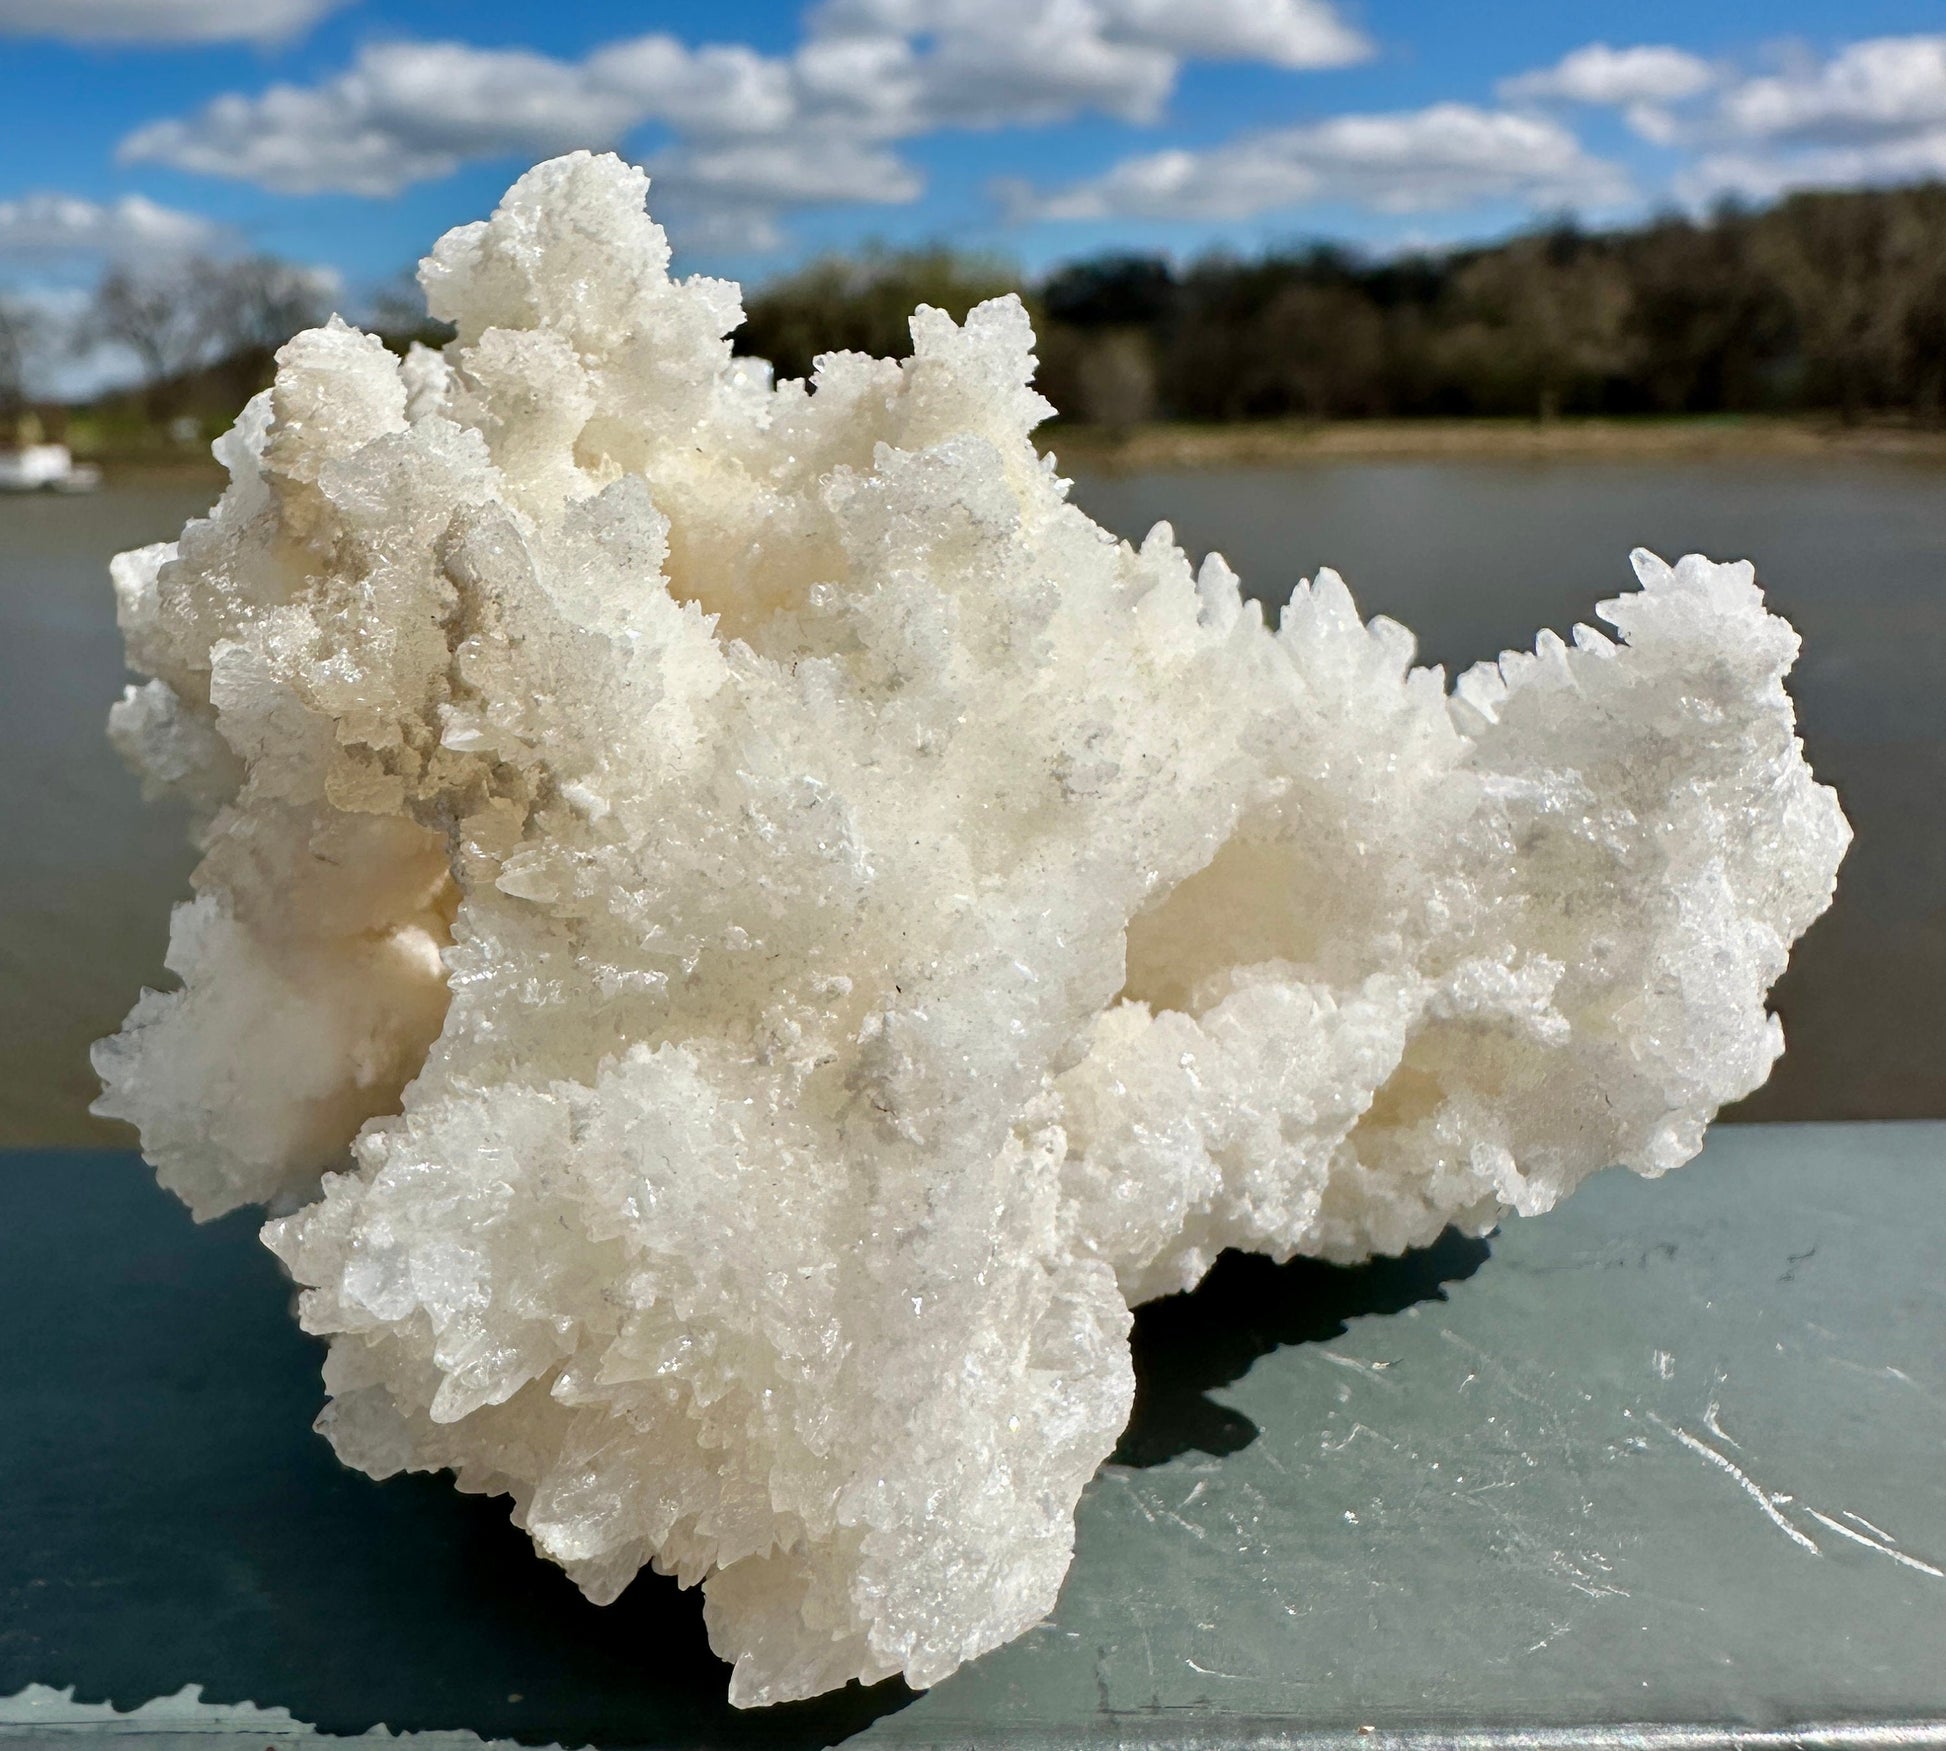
[0,254,337,448]
[740,182,1946,426]
[8,179,1946,452]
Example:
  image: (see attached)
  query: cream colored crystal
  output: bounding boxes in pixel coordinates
[95,152,1849,1706]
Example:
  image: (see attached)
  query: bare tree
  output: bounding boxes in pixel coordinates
[0,295,44,442]
[86,259,213,422]
[85,253,334,429]
[367,267,455,349]
[199,256,334,409]
[204,255,334,356]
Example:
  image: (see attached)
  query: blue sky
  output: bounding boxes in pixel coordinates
[5,0,1946,318]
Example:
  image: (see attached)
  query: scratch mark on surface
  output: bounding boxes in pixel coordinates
[1842,1508,1896,1542]
[1828,1356,1920,1388]
[1543,1546,1630,1599]
[1157,1507,1209,1540]
[1320,1418,1393,1455]
[1184,1655,1249,1680]
[1701,1396,1738,1449]
[1802,1508,1946,1578]
[1437,1329,1558,1420]
[1113,1474,1159,1525]
[1323,1352,1395,1378]
[1651,1414,1819,1554]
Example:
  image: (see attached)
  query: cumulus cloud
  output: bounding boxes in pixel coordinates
[1499,43,1715,108]
[120,43,668,197]
[1680,135,1946,206]
[813,0,1367,91]
[1498,43,1716,149]
[0,192,221,261]
[811,0,1367,67]
[792,0,1368,129]
[808,0,1171,126]
[1013,103,1632,223]
[588,39,801,137]
[1102,0,1370,68]
[655,136,922,209]
[115,0,1368,242]
[1718,35,1946,144]
[0,0,342,43]
[1490,34,1946,207]
[1679,35,1946,203]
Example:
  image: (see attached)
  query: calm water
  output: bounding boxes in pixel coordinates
[4,458,1941,1142]
[1068,456,1946,1125]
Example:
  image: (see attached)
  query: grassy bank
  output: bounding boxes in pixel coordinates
[1040,414,1946,471]
[47,414,1946,494]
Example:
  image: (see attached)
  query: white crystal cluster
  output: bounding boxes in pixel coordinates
[95,153,1847,1706]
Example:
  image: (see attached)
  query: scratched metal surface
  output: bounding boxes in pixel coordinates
[3,1122,1943,1748]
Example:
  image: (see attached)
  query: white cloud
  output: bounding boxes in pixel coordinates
[814,0,1180,129]
[789,32,925,136]
[1623,102,1684,147]
[109,33,916,201]
[1679,134,1946,206]
[1499,43,1715,108]
[1674,35,1946,204]
[0,0,342,43]
[115,0,1369,243]
[0,192,221,261]
[120,43,654,197]
[1015,103,1632,222]
[799,0,1365,128]
[656,137,922,208]
[1487,34,1946,209]
[588,39,801,137]
[814,0,1366,71]
[1718,35,1946,144]
[1102,0,1369,69]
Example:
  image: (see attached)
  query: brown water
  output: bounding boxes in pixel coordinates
[4,458,1940,1143]
[1067,456,1946,1124]
[2,485,212,1144]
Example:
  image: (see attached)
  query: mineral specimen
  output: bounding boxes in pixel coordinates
[95,151,1848,1707]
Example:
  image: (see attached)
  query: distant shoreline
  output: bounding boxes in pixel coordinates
[54,415,1946,491]
[65,455,229,489]
[1042,415,1946,470]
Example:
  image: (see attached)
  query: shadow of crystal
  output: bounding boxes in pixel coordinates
[1112,1228,1494,1469]
[1,1153,1489,1745]
[0,1151,916,1750]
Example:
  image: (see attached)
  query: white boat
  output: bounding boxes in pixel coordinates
[0,442,102,493]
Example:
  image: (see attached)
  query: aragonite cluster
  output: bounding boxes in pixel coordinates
[96,152,1848,1706]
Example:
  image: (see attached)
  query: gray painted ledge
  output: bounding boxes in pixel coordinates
[4,1122,1943,1748]
[6,1687,1946,1751]
[0,1684,579,1747]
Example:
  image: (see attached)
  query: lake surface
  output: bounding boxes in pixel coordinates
[4,456,1941,1142]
